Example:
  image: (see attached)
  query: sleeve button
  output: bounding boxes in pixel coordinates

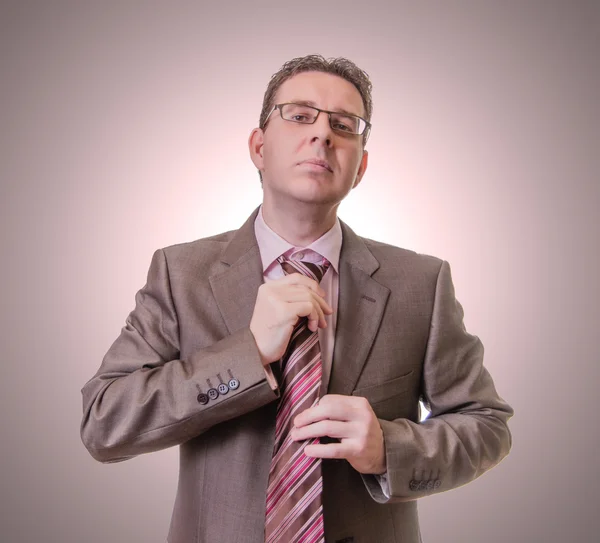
[218,383,229,394]
[207,388,219,400]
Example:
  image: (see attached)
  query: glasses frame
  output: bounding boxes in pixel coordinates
[264,102,372,143]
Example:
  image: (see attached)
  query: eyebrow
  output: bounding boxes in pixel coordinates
[289,99,362,118]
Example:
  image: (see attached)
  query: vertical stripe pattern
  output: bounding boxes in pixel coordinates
[265,255,330,543]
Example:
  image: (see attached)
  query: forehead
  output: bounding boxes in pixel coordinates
[274,71,365,117]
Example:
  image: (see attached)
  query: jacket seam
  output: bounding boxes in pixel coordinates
[419,259,445,408]
[160,248,181,351]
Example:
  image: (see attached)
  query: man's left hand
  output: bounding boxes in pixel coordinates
[290,394,387,475]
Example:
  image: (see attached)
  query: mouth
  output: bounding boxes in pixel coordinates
[299,159,333,173]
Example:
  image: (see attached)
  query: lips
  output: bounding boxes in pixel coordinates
[300,158,333,173]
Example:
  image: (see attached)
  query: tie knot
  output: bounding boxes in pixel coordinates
[277,255,330,284]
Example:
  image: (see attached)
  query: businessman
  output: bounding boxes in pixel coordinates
[80,54,513,543]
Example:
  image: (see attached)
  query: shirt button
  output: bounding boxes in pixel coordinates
[295,251,304,259]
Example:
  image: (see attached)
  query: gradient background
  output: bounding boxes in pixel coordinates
[1,1,598,542]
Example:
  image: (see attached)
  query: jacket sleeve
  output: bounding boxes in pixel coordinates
[361,260,514,502]
[80,248,279,464]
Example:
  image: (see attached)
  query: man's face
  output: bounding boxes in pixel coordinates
[249,71,368,208]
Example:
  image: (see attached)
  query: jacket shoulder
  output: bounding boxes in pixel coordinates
[153,229,239,276]
[360,236,444,274]
[161,229,235,254]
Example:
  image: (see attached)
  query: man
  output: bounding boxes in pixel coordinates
[80,55,513,543]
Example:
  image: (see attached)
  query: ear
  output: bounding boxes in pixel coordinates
[352,150,369,189]
[248,128,265,171]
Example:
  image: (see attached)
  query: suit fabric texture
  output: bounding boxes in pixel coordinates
[80,205,513,543]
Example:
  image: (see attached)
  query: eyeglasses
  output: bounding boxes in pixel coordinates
[264,102,371,141]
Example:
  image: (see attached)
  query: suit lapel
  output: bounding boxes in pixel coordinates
[208,206,265,336]
[209,206,390,396]
[322,220,390,396]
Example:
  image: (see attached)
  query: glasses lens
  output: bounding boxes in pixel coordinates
[281,104,318,123]
[330,113,363,135]
[280,103,367,135]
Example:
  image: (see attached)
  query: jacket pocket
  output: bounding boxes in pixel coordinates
[351,370,414,405]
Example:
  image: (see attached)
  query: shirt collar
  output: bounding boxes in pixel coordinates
[254,204,342,275]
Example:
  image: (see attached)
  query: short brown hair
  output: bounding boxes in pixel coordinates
[256,54,373,182]
[259,54,373,140]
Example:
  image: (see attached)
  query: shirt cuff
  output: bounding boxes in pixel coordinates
[264,364,278,391]
[374,472,391,498]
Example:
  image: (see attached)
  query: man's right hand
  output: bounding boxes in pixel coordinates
[249,272,333,366]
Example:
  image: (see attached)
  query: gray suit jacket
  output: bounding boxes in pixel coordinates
[80,205,513,543]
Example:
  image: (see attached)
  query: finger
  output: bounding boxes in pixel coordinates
[291,420,350,441]
[281,275,333,315]
[310,294,327,330]
[313,289,333,314]
[283,288,328,321]
[301,286,332,330]
[304,442,349,460]
[308,307,325,332]
[294,396,357,427]
[280,272,327,298]
[288,298,326,332]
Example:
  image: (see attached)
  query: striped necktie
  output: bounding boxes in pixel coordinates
[265,254,331,543]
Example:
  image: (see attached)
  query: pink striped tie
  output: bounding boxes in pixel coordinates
[265,255,331,543]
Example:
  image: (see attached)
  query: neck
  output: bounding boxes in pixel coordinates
[261,195,338,247]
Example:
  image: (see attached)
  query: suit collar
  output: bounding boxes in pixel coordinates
[220,205,262,267]
[254,204,343,275]
[220,204,380,276]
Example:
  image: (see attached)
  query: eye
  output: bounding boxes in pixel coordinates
[283,104,317,123]
[331,114,359,133]
[333,122,352,132]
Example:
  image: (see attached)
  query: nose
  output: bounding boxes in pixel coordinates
[310,111,333,147]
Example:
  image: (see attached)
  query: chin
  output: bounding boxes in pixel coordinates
[267,173,338,203]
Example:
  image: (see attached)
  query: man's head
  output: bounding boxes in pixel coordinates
[249,55,373,210]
